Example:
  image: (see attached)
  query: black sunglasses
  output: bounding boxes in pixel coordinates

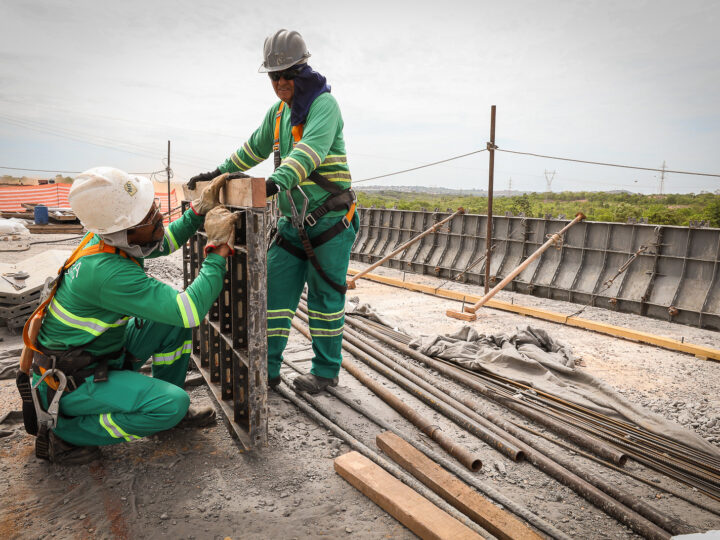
[268,68,301,81]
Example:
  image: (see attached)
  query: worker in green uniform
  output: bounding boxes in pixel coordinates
[27,167,238,464]
[189,29,358,394]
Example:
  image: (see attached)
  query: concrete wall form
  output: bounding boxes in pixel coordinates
[351,207,720,331]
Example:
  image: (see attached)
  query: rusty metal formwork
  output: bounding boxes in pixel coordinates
[182,202,268,449]
[351,207,720,330]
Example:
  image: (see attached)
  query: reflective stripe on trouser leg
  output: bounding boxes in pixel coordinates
[47,370,190,447]
[266,225,308,379]
[125,318,193,388]
[305,213,359,379]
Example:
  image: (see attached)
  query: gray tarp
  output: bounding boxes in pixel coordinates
[408,325,720,457]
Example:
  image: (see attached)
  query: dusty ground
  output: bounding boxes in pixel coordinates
[1,233,719,539]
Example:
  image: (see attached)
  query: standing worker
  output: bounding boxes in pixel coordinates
[18,167,238,464]
[188,29,358,394]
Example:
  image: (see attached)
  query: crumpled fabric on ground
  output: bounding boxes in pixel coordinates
[346,297,410,336]
[410,324,719,457]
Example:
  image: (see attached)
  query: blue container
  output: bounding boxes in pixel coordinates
[34,204,49,225]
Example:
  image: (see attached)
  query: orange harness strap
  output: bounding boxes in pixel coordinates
[22,234,139,354]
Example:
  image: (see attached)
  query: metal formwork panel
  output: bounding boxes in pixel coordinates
[182,202,268,450]
[351,207,720,330]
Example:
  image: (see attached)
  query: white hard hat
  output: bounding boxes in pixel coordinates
[69,167,155,234]
[259,29,311,72]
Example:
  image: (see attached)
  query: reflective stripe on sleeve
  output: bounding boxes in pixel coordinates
[231,152,251,171]
[47,298,127,337]
[164,228,179,253]
[153,339,192,365]
[281,157,307,181]
[100,413,141,441]
[307,308,344,322]
[242,142,263,164]
[319,156,348,166]
[294,143,321,168]
[176,292,200,328]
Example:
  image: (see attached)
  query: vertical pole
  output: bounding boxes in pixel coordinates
[484,105,496,294]
[166,140,172,223]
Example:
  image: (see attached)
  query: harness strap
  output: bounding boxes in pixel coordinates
[273,102,285,170]
[22,233,139,388]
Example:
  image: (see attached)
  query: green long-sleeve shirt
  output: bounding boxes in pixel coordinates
[38,208,226,365]
[218,93,351,218]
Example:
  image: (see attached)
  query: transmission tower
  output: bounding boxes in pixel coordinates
[544,169,556,192]
[659,161,666,195]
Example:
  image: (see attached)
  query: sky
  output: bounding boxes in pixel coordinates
[0,0,718,194]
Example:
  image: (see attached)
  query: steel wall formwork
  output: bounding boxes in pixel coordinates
[182,202,268,450]
[351,207,720,330]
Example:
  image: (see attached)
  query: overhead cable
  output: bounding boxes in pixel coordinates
[497,148,720,178]
[0,165,167,175]
[354,149,487,184]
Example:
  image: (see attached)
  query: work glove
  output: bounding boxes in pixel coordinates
[191,172,228,215]
[265,179,279,197]
[187,168,221,191]
[203,206,239,255]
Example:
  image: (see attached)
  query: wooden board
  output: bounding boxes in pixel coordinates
[27,224,84,234]
[347,268,720,362]
[183,176,266,208]
[376,432,542,540]
[334,451,483,540]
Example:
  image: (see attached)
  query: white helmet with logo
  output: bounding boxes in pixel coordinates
[69,167,155,234]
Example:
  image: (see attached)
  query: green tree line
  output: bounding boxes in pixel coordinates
[356,190,720,227]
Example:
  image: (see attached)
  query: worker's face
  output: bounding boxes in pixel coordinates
[126,202,164,246]
[269,68,297,105]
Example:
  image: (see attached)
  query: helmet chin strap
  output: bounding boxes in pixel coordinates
[100,229,163,258]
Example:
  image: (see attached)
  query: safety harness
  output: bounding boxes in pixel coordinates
[271,101,357,294]
[16,234,139,457]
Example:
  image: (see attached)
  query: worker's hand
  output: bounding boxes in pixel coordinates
[192,172,228,215]
[203,206,239,256]
[265,179,279,197]
[187,168,221,191]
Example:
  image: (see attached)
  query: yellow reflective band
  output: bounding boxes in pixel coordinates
[153,339,192,365]
[308,308,344,322]
[281,157,307,181]
[100,413,140,441]
[176,292,200,328]
[47,298,123,337]
[308,326,344,338]
[164,228,179,252]
[231,152,251,171]
[243,142,263,163]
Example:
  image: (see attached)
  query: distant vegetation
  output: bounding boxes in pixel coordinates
[356,190,720,227]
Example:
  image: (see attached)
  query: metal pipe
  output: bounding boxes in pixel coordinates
[342,315,627,467]
[274,378,491,538]
[291,317,483,472]
[347,207,465,289]
[282,358,572,540]
[485,105,496,294]
[465,212,585,314]
[343,316,685,539]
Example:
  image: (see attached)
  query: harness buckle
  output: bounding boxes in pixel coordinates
[342,216,351,229]
[305,214,317,227]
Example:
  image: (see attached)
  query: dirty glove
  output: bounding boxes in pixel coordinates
[187,168,221,191]
[203,206,239,255]
[191,172,228,215]
[265,179,279,197]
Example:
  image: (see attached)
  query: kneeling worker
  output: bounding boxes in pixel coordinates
[19,167,237,464]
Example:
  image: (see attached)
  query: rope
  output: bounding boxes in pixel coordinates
[496,148,720,178]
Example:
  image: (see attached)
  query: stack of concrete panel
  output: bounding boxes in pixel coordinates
[0,250,70,332]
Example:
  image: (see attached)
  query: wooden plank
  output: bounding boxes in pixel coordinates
[334,451,483,540]
[376,431,542,540]
[183,176,266,208]
[26,224,84,234]
[346,268,720,362]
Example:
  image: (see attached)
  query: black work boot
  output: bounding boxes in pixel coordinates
[293,373,338,395]
[47,431,101,465]
[176,404,217,428]
[268,376,281,391]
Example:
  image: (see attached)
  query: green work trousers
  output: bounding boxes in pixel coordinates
[267,213,359,380]
[40,319,192,447]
